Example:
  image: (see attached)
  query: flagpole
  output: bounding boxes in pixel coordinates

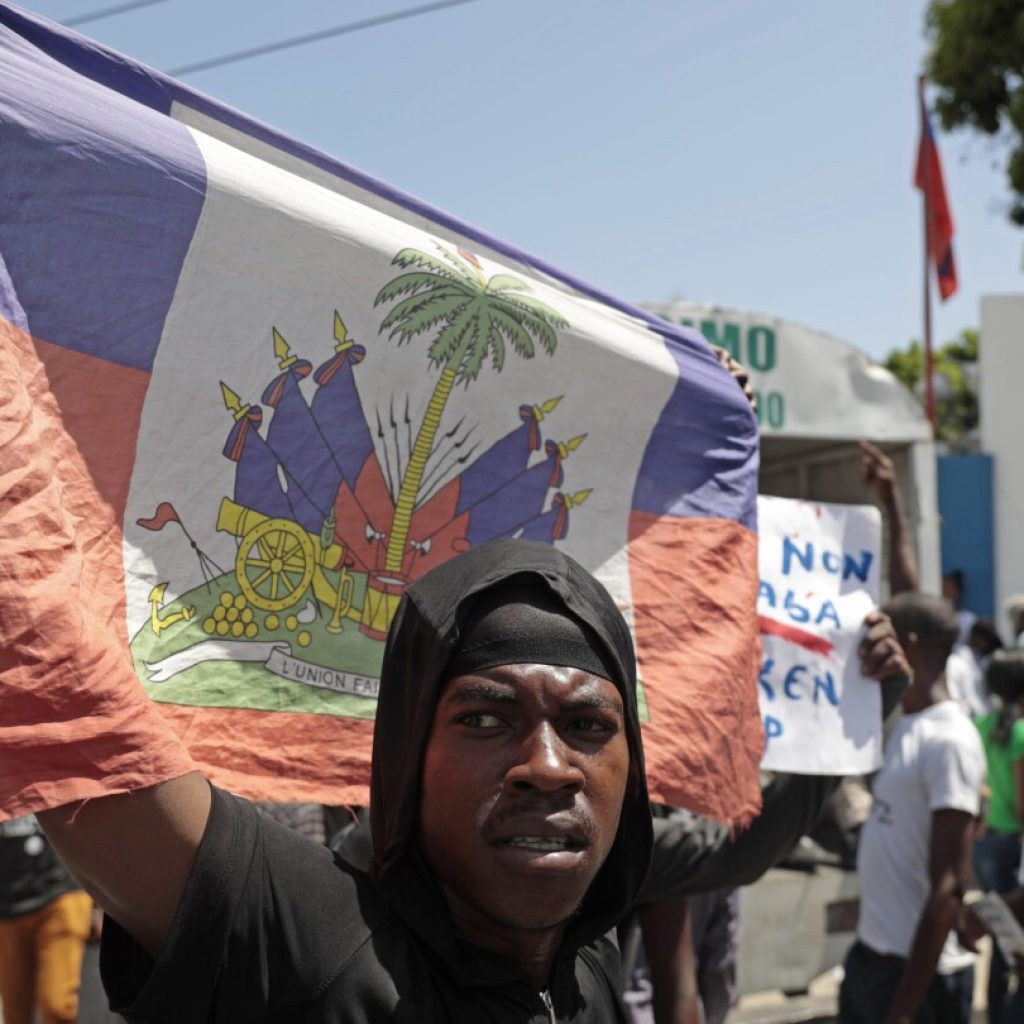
[919,73,937,439]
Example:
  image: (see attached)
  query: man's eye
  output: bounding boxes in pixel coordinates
[567,718,615,735]
[457,712,504,729]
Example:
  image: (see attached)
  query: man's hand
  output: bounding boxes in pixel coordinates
[956,902,984,953]
[711,345,757,413]
[859,439,897,507]
[858,611,911,683]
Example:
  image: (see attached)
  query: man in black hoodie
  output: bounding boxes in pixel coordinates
[36,539,908,1022]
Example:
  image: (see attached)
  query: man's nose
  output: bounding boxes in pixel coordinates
[504,722,585,794]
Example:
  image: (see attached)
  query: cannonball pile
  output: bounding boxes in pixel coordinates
[203,591,312,647]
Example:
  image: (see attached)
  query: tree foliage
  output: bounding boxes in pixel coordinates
[884,328,979,449]
[924,0,1024,225]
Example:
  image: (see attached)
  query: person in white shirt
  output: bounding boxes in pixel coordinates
[946,619,1003,719]
[839,593,986,1024]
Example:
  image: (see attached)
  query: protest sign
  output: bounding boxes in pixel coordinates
[0,5,763,824]
[757,496,882,774]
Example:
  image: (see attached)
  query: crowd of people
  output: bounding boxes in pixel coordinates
[616,443,1024,1024]
[4,430,1024,1022]
[831,443,1024,1024]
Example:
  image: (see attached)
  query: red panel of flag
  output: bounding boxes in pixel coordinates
[915,92,958,301]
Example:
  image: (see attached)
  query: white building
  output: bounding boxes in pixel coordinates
[980,295,1024,633]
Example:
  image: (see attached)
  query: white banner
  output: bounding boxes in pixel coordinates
[757,496,882,774]
[145,641,380,701]
[264,649,380,699]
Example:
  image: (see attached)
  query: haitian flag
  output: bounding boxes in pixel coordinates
[915,90,957,301]
[0,3,761,824]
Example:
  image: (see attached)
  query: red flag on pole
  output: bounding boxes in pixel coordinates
[136,502,181,531]
[915,86,958,301]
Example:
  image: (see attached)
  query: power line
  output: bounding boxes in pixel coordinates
[166,0,483,77]
[64,0,168,27]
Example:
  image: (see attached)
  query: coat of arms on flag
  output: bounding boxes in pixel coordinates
[0,3,763,824]
[129,243,601,720]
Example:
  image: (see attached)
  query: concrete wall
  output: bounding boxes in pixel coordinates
[980,295,1024,638]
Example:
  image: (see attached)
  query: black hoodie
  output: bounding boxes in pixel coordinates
[101,539,654,1023]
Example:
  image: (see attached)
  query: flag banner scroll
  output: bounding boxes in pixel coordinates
[0,4,761,823]
[757,496,882,775]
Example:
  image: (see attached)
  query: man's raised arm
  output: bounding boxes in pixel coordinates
[859,439,920,595]
[882,809,976,1024]
[39,776,211,957]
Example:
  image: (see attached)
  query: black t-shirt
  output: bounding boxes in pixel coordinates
[0,814,77,918]
[101,787,627,1023]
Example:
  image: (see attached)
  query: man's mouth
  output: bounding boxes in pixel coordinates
[488,814,592,859]
[501,836,583,852]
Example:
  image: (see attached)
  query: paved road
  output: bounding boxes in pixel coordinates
[0,939,997,1023]
[731,942,994,1024]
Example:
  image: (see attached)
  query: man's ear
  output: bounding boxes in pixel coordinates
[905,630,920,647]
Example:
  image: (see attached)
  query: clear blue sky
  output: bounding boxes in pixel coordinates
[23,0,1024,360]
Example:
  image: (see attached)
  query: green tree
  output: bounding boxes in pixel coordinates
[374,245,567,575]
[924,0,1024,225]
[884,328,979,449]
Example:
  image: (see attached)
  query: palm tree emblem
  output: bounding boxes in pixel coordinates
[374,245,568,575]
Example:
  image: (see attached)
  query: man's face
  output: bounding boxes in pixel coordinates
[418,662,629,936]
[969,625,998,657]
